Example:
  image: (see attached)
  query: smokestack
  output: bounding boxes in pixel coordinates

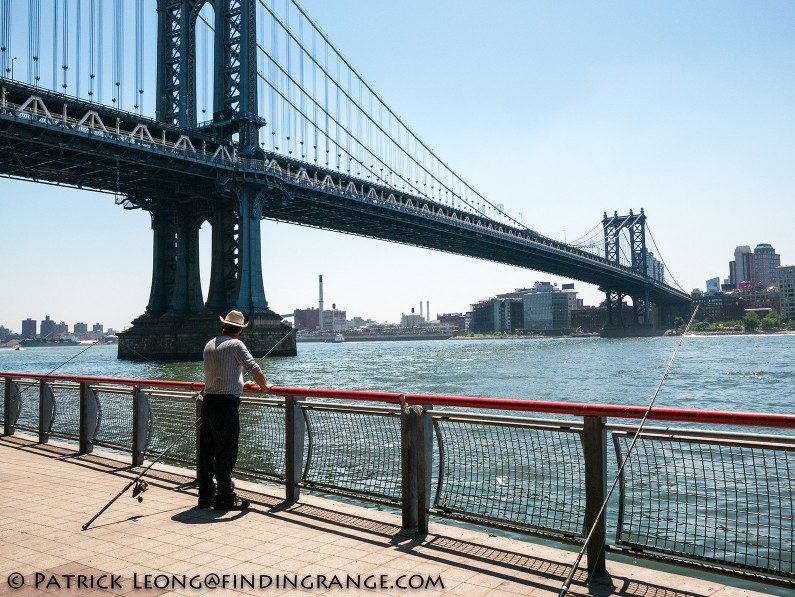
[420,302,423,318]
[426,301,429,321]
[319,275,324,331]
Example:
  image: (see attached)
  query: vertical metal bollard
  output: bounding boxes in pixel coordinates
[79,382,98,454]
[400,401,418,533]
[284,395,306,502]
[415,405,433,535]
[131,386,150,466]
[39,380,55,444]
[582,415,608,576]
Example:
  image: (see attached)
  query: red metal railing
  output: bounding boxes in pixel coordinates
[3,371,795,428]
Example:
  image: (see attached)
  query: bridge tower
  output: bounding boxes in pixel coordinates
[118,0,294,360]
[601,209,654,331]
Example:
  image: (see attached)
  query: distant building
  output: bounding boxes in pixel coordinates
[294,308,320,330]
[438,313,466,333]
[730,245,753,286]
[692,293,744,323]
[22,318,37,339]
[645,252,665,284]
[400,310,425,328]
[40,316,56,338]
[779,266,795,319]
[570,306,606,333]
[706,277,720,294]
[92,323,104,335]
[753,243,781,286]
[522,282,577,332]
[74,322,88,335]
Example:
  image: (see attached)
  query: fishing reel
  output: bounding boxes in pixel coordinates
[132,480,149,503]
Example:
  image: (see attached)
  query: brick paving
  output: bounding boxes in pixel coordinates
[0,434,777,596]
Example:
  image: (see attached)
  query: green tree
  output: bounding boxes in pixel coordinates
[674,316,685,332]
[743,311,760,332]
[759,312,781,331]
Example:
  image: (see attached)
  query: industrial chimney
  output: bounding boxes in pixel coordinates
[318,275,324,331]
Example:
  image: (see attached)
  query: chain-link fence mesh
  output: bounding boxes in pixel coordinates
[235,399,287,480]
[49,382,81,441]
[145,391,200,464]
[13,381,39,434]
[93,388,135,451]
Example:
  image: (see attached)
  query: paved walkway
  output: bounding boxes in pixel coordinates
[0,434,776,596]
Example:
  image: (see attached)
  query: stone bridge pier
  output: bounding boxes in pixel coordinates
[118,184,295,361]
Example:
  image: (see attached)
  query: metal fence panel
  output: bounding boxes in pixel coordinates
[615,432,795,578]
[50,383,81,441]
[0,381,5,427]
[14,381,39,433]
[432,417,586,539]
[301,405,402,503]
[145,392,199,464]
[93,388,136,451]
[235,399,287,480]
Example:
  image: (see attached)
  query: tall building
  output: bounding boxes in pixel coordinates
[294,308,320,330]
[74,322,88,335]
[21,318,37,339]
[645,252,665,283]
[731,246,753,285]
[779,266,795,319]
[40,316,56,338]
[706,277,720,294]
[753,244,781,286]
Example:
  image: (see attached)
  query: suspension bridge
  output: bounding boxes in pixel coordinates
[0,0,690,360]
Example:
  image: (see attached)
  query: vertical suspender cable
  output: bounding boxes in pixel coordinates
[61,0,68,91]
[88,0,94,99]
[75,0,81,97]
[32,0,41,84]
[51,0,57,90]
[298,11,305,159]
[270,0,277,150]
[135,0,142,113]
[97,0,103,103]
[1,0,9,78]
[284,0,291,155]
[113,0,122,109]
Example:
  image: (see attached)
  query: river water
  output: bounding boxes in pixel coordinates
[2,334,794,421]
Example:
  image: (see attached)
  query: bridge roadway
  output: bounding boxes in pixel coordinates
[0,81,690,307]
[0,433,773,597]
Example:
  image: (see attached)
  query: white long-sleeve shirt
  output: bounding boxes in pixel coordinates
[203,335,262,395]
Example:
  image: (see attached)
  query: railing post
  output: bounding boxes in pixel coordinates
[4,378,19,436]
[400,401,418,533]
[39,380,55,444]
[79,382,99,454]
[131,386,150,466]
[194,396,203,478]
[284,395,306,502]
[582,415,608,576]
[416,405,433,535]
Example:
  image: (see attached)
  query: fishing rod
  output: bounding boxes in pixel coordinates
[81,393,203,531]
[558,306,699,597]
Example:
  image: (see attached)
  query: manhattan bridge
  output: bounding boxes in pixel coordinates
[0,0,690,359]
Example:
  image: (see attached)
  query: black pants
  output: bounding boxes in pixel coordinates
[198,394,241,500]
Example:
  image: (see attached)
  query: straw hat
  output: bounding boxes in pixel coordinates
[219,310,249,328]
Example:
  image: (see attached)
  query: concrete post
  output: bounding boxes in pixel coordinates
[4,378,20,436]
[284,395,306,502]
[582,416,608,576]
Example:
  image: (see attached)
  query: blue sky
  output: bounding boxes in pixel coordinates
[1,0,793,332]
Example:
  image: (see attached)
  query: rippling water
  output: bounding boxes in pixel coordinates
[2,334,794,419]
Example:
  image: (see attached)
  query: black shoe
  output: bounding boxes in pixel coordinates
[197,493,216,508]
[213,496,250,511]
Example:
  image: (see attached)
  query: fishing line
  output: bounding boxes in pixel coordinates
[558,306,699,597]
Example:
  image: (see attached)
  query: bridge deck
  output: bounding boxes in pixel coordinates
[0,434,771,597]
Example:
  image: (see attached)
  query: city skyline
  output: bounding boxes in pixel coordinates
[1,0,793,331]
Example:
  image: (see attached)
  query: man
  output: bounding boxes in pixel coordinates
[198,310,272,510]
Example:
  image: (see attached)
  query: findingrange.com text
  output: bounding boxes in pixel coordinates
[6,571,445,592]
